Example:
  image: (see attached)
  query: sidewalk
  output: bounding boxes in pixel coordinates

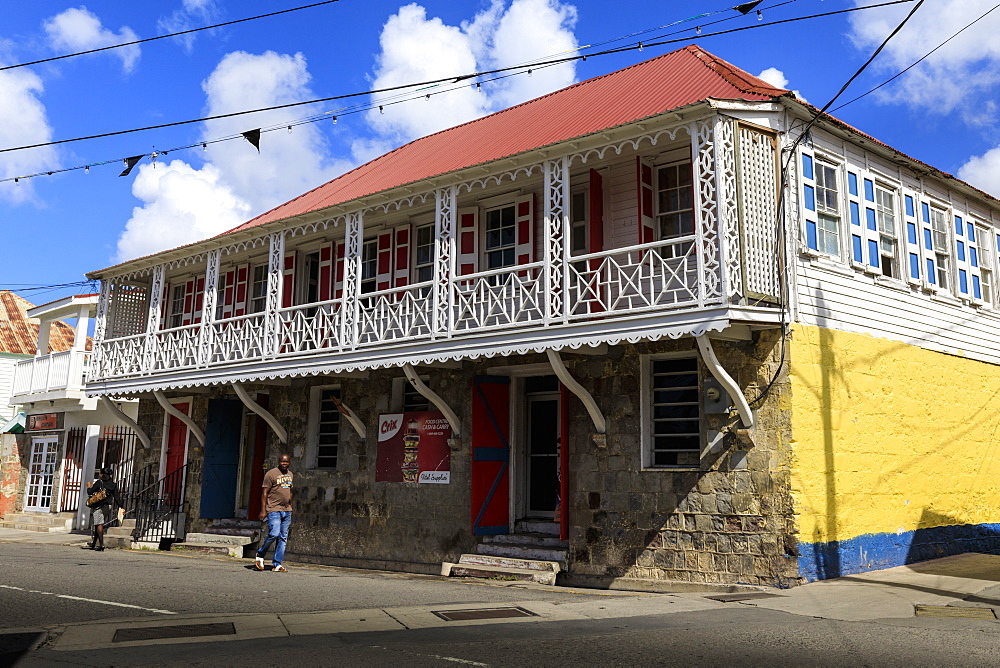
[2,526,999,626]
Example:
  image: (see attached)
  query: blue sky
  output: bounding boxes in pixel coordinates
[2,0,999,305]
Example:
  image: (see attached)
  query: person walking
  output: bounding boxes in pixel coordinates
[255,454,293,572]
[87,467,123,551]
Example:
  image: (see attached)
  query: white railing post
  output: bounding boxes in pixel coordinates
[341,211,363,349]
[264,231,285,359]
[713,115,742,302]
[142,264,165,375]
[544,157,569,324]
[434,186,456,338]
[692,119,723,307]
[198,249,221,366]
[88,280,112,383]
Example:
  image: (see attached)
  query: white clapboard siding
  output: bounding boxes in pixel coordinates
[796,262,1000,365]
[0,357,20,420]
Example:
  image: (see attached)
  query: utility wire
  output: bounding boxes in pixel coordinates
[0,0,914,162]
[0,0,343,73]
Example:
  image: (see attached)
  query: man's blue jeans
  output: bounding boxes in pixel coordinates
[257,511,291,565]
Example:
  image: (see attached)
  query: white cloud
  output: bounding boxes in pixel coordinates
[0,66,59,205]
[158,0,221,52]
[756,67,806,103]
[847,0,1000,120]
[958,147,1000,199]
[365,0,578,147]
[43,7,140,73]
[115,160,251,262]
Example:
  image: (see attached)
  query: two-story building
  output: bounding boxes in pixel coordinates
[83,45,1000,586]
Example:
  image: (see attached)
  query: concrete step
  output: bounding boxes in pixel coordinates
[441,562,558,585]
[0,513,74,531]
[457,553,561,573]
[182,532,255,546]
[204,527,258,538]
[171,541,247,558]
[514,520,559,535]
[476,542,568,564]
[0,521,68,532]
[209,518,261,530]
[482,532,568,549]
[103,536,133,550]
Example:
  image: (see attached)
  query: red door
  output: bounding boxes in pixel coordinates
[164,402,189,504]
[471,376,510,536]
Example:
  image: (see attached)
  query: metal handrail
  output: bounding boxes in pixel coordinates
[129,460,199,544]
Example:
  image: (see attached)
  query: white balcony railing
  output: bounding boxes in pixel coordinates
[12,350,91,398]
[90,236,752,382]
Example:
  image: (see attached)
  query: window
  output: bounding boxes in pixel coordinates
[978,224,994,304]
[360,238,378,294]
[168,284,185,328]
[815,162,841,257]
[929,207,950,289]
[214,272,228,320]
[312,388,341,469]
[874,185,898,277]
[403,381,431,412]
[655,162,694,238]
[249,265,267,314]
[301,251,320,305]
[484,203,516,269]
[645,356,701,467]
[570,190,588,255]
[413,224,434,283]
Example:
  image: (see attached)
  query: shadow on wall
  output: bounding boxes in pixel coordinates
[799,508,1000,581]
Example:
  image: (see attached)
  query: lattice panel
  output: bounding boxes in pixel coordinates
[693,119,723,305]
[452,266,545,332]
[153,326,200,370]
[276,303,345,356]
[210,314,267,363]
[263,231,284,358]
[107,280,150,339]
[715,117,743,300]
[341,212,363,349]
[544,157,567,321]
[356,285,433,347]
[91,333,146,379]
[739,125,780,300]
[434,187,455,335]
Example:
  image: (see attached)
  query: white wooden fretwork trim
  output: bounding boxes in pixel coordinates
[545,349,606,434]
[198,250,220,367]
[263,231,284,359]
[342,211,363,350]
[403,363,462,437]
[99,396,151,449]
[153,389,206,445]
[714,116,743,301]
[89,280,111,384]
[692,119,723,306]
[143,264,165,373]
[544,157,568,323]
[567,124,688,167]
[435,186,456,337]
[232,383,287,443]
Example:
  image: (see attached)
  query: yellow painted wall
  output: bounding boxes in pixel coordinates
[787,324,1000,545]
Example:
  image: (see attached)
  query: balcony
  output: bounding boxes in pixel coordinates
[11,350,91,402]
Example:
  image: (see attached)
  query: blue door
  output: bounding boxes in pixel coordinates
[200,399,244,518]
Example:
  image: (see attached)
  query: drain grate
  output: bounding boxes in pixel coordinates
[705,592,785,603]
[433,607,537,621]
[914,605,997,620]
[113,622,237,643]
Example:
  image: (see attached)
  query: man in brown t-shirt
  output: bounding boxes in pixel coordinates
[254,454,293,572]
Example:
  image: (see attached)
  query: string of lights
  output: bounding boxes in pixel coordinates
[0,0,916,186]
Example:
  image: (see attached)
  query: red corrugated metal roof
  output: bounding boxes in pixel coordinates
[0,291,83,356]
[226,44,787,234]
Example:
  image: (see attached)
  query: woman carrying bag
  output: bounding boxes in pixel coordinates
[86,467,123,551]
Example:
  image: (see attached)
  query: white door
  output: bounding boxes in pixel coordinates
[25,436,60,511]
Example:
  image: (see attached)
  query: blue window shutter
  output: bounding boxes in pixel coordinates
[926,259,936,284]
[806,220,818,250]
[907,222,917,245]
[957,241,966,262]
[866,208,877,231]
[852,235,863,262]
[923,228,933,251]
[905,195,915,217]
[959,269,968,294]
[850,202,861,226]
[974,275,982,299]
[909,253,920,279]
[922,202,930,223]
[804,185,816,211]
[868,240,880,267]
[967,223,975,242]
[955,215,963,236]
[971,247,979,268]
[848,173,859,196]
[802,154,814,180]
[864,179,874,202]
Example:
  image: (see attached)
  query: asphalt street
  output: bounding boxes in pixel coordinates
[2,541,1000,666]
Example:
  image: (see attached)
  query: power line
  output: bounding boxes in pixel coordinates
[0,0,343,73]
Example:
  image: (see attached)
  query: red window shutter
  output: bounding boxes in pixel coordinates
[457,207,480,276]
[514,194,534,266]
[333,242,346,301]
[318,242,334,302]
[233,263,250,317]
[637,157,655,243]
[376,232,393,291]
[281,251,296,308]
[182,279,195,326]
[393,224,412,288]
[221,269,236,319]
[193,277,205,324]
[589,168,604,253]
[471,375,511,536]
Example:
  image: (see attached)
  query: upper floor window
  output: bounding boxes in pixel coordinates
[644,355,701,468]
[360,238,378,294]
[570,189,588,255]
[929,207,950,289]
[484,203,516,269]
[249,265,267,314]
[976,223,994,304]
[168,284,185,328]
[874,185,898,277]
[214,272,228,320]
[655,162,693,239]
[812,161,841,257]
[413,224,434,283]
